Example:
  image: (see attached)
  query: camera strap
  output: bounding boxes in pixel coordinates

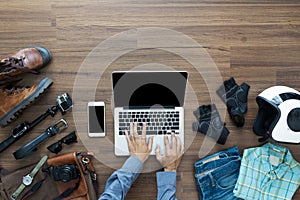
[21,174,48,200]
[21,168,80,200]
[41,165,80,200]
[54,177,80,200]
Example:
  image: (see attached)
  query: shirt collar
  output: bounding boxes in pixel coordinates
[263,143,299,179]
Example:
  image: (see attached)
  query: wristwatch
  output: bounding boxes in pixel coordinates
[10,155,48,200]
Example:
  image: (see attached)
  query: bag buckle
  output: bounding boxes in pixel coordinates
[81,156,97,181]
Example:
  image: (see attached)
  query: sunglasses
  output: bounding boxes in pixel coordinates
[47,131,77,154]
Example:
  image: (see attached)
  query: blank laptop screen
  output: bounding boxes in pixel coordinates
[112,71,188,108]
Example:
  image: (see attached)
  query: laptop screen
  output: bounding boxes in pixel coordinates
[112,71,188,108]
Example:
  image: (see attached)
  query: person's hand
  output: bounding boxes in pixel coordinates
[155,133,184,172]
[125,122,153,163]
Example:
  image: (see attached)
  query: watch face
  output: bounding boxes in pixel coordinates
[23,175,32,186]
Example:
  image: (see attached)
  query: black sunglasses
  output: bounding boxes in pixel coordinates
[47,131,77,154]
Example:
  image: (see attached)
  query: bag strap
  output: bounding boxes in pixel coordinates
[21,166,80,200]
[21,176,47,200]
[20,152,96,200]
[54,177,80,200]
[78,153,98,197]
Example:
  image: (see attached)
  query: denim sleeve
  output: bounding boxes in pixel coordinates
[156,172,177,200]
[99,156,143,200]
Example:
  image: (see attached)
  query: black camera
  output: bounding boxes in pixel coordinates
[56,93,73,115]
[53,164,80,183]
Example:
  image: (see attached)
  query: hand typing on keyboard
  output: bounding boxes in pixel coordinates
[118,110,180,135]
[100,121,184,199]
[125,122,154,163]
[156,133,184,172]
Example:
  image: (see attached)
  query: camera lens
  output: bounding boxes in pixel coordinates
[53,165,80,183]
[60,167,74,182]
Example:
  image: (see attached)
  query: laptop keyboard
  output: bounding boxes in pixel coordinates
[118,110,180,135]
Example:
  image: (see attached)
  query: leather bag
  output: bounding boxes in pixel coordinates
[0,152,98,200]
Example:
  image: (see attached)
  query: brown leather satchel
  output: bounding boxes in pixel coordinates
[0,152,98,200]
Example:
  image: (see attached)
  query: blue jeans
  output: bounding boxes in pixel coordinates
[194,147,242,200]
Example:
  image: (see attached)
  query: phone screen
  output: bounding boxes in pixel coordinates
[88,106,105,133]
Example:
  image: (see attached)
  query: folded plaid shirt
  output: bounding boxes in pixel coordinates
[234,143,300,200]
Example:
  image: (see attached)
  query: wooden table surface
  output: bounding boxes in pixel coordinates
[1,0,300,199]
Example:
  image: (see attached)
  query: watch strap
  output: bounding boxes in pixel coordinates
[10,184,26,200]
[30,155,48,177]
[10,155,48,200]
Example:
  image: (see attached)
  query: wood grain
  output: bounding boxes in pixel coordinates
[0,0,300,199]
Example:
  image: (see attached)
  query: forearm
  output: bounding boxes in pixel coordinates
[99,156,143,200]
[156,172,177,200]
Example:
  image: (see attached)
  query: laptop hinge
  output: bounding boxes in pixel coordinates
[124,106,175,110]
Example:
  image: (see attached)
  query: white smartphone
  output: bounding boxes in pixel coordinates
[88,102,105,137]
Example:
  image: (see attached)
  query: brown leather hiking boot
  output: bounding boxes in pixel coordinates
[0,46,51,85]
[0,77,53,127]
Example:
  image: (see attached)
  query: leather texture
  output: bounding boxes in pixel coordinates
[0,152,97,200]
[0,161,58,200]
[0,46,51,80]
[30,46,51,67]
[0,84,38,117]
[48,152,88,200]
[47,152,97,200]
[0,77,53,127]
[13,48,43,70]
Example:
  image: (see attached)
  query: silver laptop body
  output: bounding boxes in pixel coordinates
[112,71,188,156]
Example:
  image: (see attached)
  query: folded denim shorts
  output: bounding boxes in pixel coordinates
[194,147,242,200]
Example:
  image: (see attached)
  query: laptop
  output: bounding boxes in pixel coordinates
[112,71,188,156]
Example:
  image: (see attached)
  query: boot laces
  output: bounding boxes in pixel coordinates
[3,85,31,95]
[0,56,38,74]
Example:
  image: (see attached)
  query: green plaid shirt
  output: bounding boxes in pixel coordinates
[234,143,300,200]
